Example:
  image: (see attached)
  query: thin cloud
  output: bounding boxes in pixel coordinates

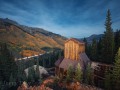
[0,0,120,38]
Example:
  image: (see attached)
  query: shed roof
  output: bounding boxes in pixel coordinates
[55,57,63,66]
[59,53,90,70]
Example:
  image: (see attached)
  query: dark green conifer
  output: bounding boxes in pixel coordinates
[75,63,82,82]
[104,69,112,90]
[102,9,114,63]
[112,48,120,90]
[91,38,97,61]
[66,65,73,82]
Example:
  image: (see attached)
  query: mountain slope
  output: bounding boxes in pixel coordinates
[0,18,67,57]
[80,34,103,44]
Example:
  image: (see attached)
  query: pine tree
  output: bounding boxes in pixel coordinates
[91,38,97,61]
[9,73,16,88]
[75,63,82,82]
[9,73,15,82]
[48,56,51,67]
[0,43,18,82]
[58,50,62,59]
[97,38,102,61]
[112,48,120,90]
[104,69,112,90]
[35,60,40,81]
[17,61,26,82]
[115,30,120,54]
[43,58,46,67]
[85,64,93,85]
[28,67,35,83]
[102,9,114,64]
[66,65,73,82]
[87,44,92,59]
[83,38,88,53]
[61,50,64,57]
[0,81,2,89]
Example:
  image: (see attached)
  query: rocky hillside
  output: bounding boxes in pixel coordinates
[0,18,67,57]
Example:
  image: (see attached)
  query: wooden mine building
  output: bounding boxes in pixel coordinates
[55,38,90,77]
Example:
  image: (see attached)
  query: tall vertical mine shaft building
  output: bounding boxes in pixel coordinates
[55,38,90,77]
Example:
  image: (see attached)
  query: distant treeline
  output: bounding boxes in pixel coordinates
[83,9,120,64]
[84,29,120,64]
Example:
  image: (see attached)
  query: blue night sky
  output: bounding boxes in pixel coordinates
[0,0,120,38]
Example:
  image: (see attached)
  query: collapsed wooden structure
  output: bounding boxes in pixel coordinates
[91,61,113,87]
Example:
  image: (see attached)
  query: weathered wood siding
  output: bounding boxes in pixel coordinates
[64,40,85,60]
